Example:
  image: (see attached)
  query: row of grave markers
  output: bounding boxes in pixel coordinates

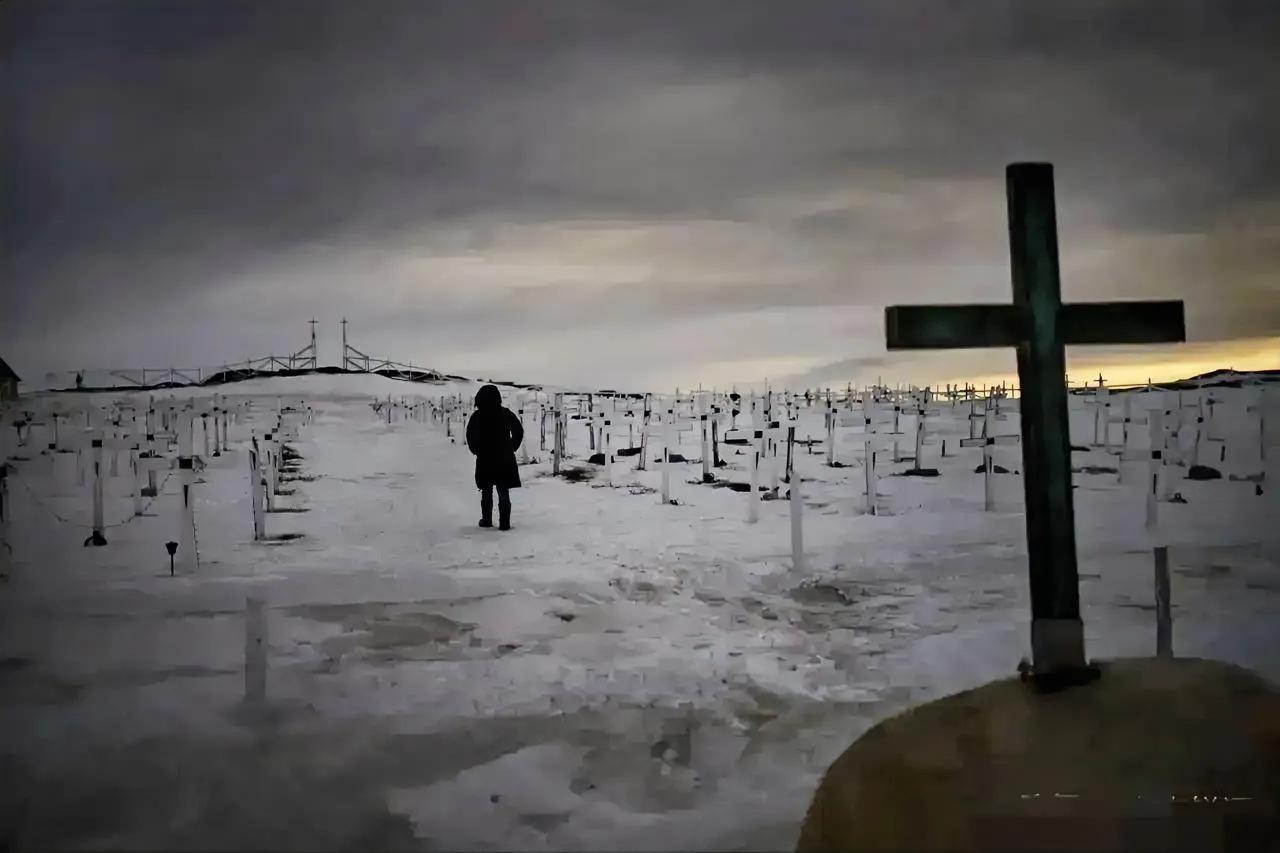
[0,392,314,577]
[392,381,1279,532]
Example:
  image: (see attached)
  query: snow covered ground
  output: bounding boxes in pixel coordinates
[1,374,1277,850]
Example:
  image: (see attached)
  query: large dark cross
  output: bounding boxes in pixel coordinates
[885,163,1186,684]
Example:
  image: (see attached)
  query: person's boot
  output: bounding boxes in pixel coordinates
[498,496,511,531]
[480,490,493,528]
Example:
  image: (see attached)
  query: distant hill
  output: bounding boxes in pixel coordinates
[27,363,1280,398]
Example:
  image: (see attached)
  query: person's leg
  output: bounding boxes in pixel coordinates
[480,485,494,527]
[497,487,511,530]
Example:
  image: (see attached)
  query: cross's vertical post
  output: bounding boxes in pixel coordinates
[1007,163,1085,672]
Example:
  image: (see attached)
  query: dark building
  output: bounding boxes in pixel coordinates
[0,357,19,401]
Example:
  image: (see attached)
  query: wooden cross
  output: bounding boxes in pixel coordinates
[1120,404,1166,530]
[847,396,892,515]
[908,395,942,469]
[885,163,1185,681]
[960,407,1020,512]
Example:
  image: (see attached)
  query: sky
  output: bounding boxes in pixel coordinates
[3,1,1279,392]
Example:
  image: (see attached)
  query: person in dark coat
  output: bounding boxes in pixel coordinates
[465,384,523,530]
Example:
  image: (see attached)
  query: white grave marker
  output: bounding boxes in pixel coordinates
[960,406,1021,512]
[790,474,805,573]
[177,409,197,573]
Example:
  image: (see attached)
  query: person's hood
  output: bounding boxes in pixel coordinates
[475,384,502,410]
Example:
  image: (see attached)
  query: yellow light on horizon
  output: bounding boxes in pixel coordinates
[933,336,1278,391]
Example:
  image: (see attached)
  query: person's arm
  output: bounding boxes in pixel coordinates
[466,413,480,455]
[506,408,524,451]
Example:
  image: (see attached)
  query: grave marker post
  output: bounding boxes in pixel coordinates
[699,395,713,483]
[519,400,531,465]
[826,406,837,466]
[262,431,277,512]
[1146,407,1165,529]
[885,162,1185,679]
[249,441,265,541]
[747,402,762,523]
[785,422,796,483]
[177,408,197,573]
[960,407,1020,512]
[638,395,652,472]
[661,408,675,504]
[129,444,144,517]
[858,395,879,515]
[1084,385,1110,448]
[552,393,564,476]
[1107,392,1147,484]
[766,416,781,498]
[603,416,614,485]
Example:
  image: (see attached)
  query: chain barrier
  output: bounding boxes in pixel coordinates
[9,467,176,531]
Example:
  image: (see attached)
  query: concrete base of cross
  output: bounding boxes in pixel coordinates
[797,657,1279,852]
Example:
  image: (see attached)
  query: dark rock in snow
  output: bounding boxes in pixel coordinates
[615,447,642,457]
[587,453,606,465]
[973,464,1012,474]
[1186,464,1222,481]
[1073,465,1118,475]
[655,453,688,463]
[901,468,941,478]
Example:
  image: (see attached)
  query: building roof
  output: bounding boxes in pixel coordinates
[0,356,19,382]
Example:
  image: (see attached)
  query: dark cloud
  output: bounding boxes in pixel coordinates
[3,0,1278,386]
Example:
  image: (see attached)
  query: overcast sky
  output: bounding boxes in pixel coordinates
[4,1,1278,390]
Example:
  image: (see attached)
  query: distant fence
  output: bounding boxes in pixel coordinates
[33,357,463,394]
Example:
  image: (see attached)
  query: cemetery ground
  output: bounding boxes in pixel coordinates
[1,373,1278,851]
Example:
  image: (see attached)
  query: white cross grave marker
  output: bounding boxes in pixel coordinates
[960,405,1021,512]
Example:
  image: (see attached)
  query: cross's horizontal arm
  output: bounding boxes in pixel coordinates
[1059,301,1185,345]
[886,300,1185,350]
[885,305,1022,350]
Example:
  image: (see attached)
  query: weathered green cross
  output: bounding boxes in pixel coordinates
[885,163,1186,684]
